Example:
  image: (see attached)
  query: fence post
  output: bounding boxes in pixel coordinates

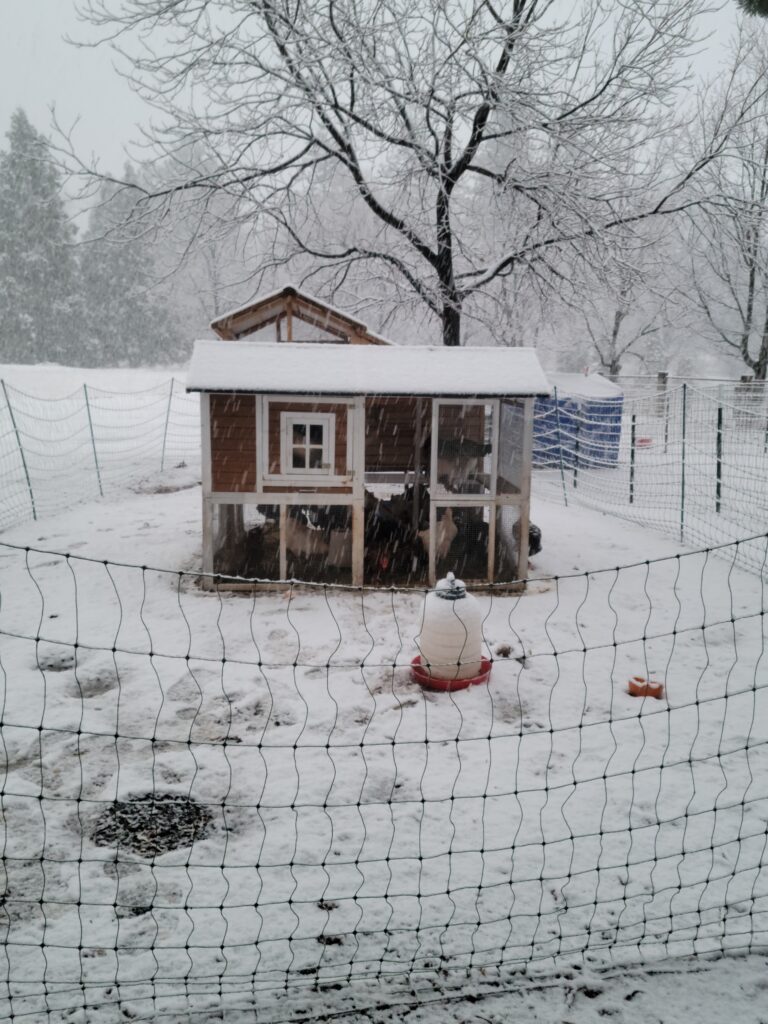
[716,405,723,514]
[655,370,668,418]
[680,383,687,541]
[1,379,36,520]
[160,378,175,472]
[573,418,580,490]
[83,384,103,497]
[553,386,568,507]
[629,414,636,505]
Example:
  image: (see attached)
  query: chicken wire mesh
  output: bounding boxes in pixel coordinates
[0,534,766,1022]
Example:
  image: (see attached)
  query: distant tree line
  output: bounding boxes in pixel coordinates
[0,109,185,366]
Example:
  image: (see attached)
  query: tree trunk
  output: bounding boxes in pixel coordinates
[441,303,462,347]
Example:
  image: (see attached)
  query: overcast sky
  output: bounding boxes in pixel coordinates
[0,0,745,174]
[1,0,149,173]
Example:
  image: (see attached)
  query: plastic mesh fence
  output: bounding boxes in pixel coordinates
[2,377,767,559]
[534,382,768,565]
[0,380,200,530]
[0,535,766,1021]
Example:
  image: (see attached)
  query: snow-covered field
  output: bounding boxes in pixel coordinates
[0,472,766,1021]
[1,364,767,1021]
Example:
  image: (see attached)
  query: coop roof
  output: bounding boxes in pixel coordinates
[187,341,551,397]
[210,284,391,344]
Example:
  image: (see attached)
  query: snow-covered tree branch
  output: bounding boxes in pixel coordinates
[69,0,767,345]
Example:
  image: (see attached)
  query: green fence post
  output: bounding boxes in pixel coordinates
[83,384,103,497]
[680,383,687,541]
[716,405,723,514]
[573,418,580,490]
[1,380,36,520]
[160,378,174,472]
[553,386,568,507]
[629,414,636,505]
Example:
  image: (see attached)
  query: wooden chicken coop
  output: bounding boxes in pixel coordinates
[188,288,551,587]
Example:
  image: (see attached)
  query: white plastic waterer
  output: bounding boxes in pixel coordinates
[416,572,484,681]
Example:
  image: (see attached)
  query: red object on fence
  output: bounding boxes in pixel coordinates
[627,675,664,699]
[411,655,492,692]
[636,437,653,448]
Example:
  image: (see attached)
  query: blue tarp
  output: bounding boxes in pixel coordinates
[534,373,623,468]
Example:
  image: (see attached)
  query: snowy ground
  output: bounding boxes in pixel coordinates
[0,469,766,1022]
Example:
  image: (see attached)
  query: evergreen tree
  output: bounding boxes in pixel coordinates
[0,109,82,363]
[736,0,768,15]
[81,169,185,366]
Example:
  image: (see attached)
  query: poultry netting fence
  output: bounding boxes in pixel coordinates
[0,379,200,530]
[534,380,768,568]
[0,534,766,1022]
[2,377,767,567]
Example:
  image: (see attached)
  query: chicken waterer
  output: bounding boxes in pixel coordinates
[412,572,491,691]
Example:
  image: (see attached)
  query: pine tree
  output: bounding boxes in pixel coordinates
[81,169,185,366]
[0,109,82,363]
[736,0,768,15]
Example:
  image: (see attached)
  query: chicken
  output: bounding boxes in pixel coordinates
[418,508,458,561]
[284,512,329,559]
[512,518,542,557]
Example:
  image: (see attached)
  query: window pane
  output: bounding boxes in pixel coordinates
[309,423,324,445]
[292,448,306,469]
[293,424,306,444]
[436,403,493,495]
[308,447,323,468]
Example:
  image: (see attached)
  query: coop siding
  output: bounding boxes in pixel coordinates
[439,402,486,440]
[365,397,419,471]
[267,401,348,476]
[210,393,256,492]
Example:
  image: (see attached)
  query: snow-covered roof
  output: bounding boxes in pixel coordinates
[546,371,623,399]
[187,341,552,397]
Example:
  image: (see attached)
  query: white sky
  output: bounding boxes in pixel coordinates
[1,0,149,173]
[0,0,745,173]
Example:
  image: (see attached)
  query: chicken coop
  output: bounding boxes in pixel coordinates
[187,290,550,587]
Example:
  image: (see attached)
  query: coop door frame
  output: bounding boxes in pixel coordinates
[429,398,500,584]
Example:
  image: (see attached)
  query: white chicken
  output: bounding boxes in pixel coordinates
[418,508,458,561]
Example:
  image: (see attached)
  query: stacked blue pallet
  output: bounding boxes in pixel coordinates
[533,372,624,468]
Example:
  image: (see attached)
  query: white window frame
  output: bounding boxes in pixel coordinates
[279,411,336,477]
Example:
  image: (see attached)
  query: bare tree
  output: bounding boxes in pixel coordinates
[575,220,685,379]
[686,32,768,380]
[71,0,762,345]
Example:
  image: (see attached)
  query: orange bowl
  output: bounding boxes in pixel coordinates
[627,675,664,699]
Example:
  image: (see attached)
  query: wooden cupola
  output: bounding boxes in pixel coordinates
[210,285,390,345]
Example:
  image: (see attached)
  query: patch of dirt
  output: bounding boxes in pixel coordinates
[90,793,213,858]
[36,648,75,672]
[69,674,119,699]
